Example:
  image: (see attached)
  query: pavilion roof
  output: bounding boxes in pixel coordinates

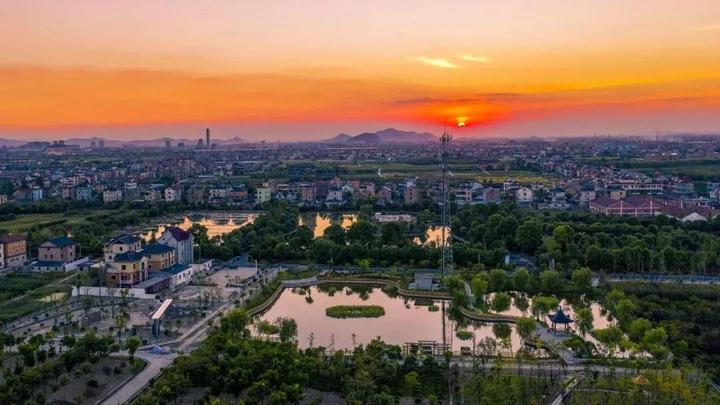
[549,308,573,324]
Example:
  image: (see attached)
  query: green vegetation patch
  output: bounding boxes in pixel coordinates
[325,305,386,318]
[456,330,473,340]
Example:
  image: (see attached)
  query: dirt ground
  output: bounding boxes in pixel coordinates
[48,357,142,404]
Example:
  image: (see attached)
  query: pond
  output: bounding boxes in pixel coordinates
[299,213,358,238]
[142,213,256,241]
[257,285,529,356]
[145,212,447,244]
[484,292,614,332]
[413,225,450,246]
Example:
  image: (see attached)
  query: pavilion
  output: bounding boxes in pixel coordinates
[549,307,573,333]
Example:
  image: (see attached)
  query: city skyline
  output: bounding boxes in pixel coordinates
[2,0,720,141]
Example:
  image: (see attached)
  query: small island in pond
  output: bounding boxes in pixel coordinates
[325,305,386,318]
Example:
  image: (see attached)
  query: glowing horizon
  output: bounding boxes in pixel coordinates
[2,0,720,141]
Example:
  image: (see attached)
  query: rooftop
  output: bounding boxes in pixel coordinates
[0,234,26,244]
[42,236,75,248]
[142,243,175,255]
[163,226,191,242]
[107,234,141,245]
[113,251,145,262]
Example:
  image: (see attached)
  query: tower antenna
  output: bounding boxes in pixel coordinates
[440,127,453,278]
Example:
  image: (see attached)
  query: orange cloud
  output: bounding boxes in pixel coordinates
[1,65,720,139]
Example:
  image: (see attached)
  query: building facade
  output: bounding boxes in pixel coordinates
[158,227,194,265]
[38,236,76,263]
[0,234,27,268]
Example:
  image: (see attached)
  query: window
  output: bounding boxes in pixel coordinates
[121,265,126,270]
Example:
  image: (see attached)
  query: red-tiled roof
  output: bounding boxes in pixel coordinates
[0,234,26,244]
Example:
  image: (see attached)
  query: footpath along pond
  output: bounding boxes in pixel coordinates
[256,285,532,355]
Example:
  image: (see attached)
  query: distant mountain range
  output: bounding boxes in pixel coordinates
[320,128,436,144]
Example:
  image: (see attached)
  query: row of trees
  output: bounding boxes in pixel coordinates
[0,329,141,404]
[133,308,563,404]
[453,204,720,275]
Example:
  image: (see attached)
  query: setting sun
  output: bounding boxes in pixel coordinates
[456,117,468,127]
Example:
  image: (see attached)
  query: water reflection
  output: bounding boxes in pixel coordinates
[299,213,358,238]
[143,214,255,241]
[485,292,615,332]
[413,226,450,246]
[257,285,524,354]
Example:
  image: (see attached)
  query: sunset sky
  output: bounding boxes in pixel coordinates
[1,0,720,141]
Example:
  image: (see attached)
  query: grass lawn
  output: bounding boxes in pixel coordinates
[0,272,75,323]
[0,209,116,235]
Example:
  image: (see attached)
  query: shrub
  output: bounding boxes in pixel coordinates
[80,361,93,374]
[58,373,71,385]
[325,305,385,318]
[456,330,474,341]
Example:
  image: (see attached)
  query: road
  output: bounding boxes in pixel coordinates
[98,299,234,405]
[98,350,178,405]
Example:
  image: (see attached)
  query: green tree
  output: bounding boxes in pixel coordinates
[575,307,594,337]
[516,317,536,344]
[403,371,420,397]
[515,218,544,254]
[471,275,488,304]
[512,267,531,292]
[614,298,637,329]
[628,318,652,342]
[539,269,562,293]
[276,317,298,343]
[491,292,511,312]
[125,336,141,360]
[323,224,346,245]
[594,326,623,354]
[346,221,375,245]
[571,267,593,291]
[488,269,507,291]
[531,296,558,319]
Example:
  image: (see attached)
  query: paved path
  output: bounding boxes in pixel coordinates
[550,376,580,405]
[99,299,234,405]
[98,350,177,405]
[535,326,581,365]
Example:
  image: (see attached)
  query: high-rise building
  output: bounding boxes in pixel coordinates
[206,128,211,149]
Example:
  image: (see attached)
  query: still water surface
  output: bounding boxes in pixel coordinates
[258,285,523,353]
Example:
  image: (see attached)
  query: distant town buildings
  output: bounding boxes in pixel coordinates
[0,234,27,269]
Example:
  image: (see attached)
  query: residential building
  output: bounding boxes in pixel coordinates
[515,187,534,203]
[103,189,123,203]
[255,187,272,204]
[164,187,181,202]
[159,264,194,292]
[38,236,76,263]
[377,186,393,204]
[298,184,315,203]
[159,227,194,265]
[589,195,664,217]
[578,187,597,205]
[482,187,502,204]
[107,251,148,287]
[0,234,27,268]
[671,178,694,195]
[143,243,176,272]
[404,186,419,205]
[104,234,142,262]
[325,188,344,202]
[75,186,94,202]
[0,194,7,205]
